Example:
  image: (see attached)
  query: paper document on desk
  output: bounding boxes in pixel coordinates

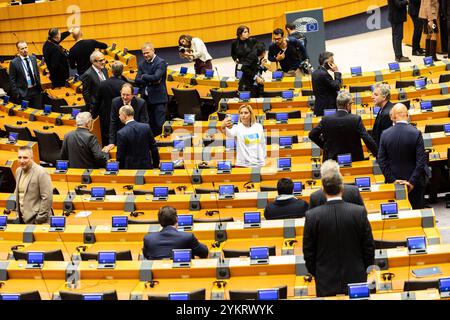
[75,211,92,218]
[411,266,442,278]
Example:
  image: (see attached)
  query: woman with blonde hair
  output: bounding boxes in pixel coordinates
[221,104,266,167]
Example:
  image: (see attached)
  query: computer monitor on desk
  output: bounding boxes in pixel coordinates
[218,185,235,200]
[279,136,292,149]
[444,124,450,136]
[49,216,66,232]
[0,216,7,231]
[355,177,371,192]
[420,100,433,113]
[184,114,195,126]
[26,252,44,269]
[55,160,69,174]
[160,162,174,175]
[2,95,9,105]
[153,187,169,201]
[272,71,283,81]
[276,112,288,124]
[70,108,81,120]
[250,247,269,265]
[407,236,427,255]
[244,212,261,229]
[204,69,214,79]
[380,202,398,219]
[90,187,106,201]
[348,283,370,300]
[19,100,29,111]
[415,78,427,90]
[172,249,191,268]
[293,181,303,195]
[350,66,362,77]
[179,66,188,76]
[105,161,119,175]
[97,251,116,269]
[239,91,250,102]
[169,293,189,300]
[82,294,103,301]
[281,90,293,100]
[42,104,52,116]
[217,161,232,174]
[173,139,185,152]
[111,216,128,232]
[439,278,450,298]
[388,62,400,72]
[257,289,279,300]
[177,215,193,231]
[7,132,18,145]
[337,154,352,167]
[277,158,291,171]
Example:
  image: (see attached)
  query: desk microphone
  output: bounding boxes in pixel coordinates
[215,67,223,93]
[406,247,412,298]
[31,41,43,58]
[211,181,225,236]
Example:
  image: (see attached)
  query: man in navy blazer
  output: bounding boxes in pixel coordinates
[116,105,159,169]
[135,42,168,136]
[143,206,209,260]
[103,83,150,152]
[378,103,429,209]
[9,41,42,108]
[80,50,109,113]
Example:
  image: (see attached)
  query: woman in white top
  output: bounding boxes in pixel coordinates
[221,104,266,167]
[178,34,213,75]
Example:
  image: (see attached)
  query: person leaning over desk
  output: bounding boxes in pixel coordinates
[221,104,266,168]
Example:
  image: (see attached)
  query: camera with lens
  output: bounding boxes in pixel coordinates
[178,47,186,53]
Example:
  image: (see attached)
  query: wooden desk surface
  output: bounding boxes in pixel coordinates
[53,279,139,300]
[132,278,216,300]
[0,279,66,300]
[289,289,442,300]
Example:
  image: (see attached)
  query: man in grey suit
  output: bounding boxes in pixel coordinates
[80,50,109,113]
[60,112,108,169]
[8,41,42,108]
[303,160,374,297]
[14,146,53,224]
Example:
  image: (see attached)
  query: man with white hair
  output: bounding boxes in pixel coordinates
[371,83,394,147]
[303,159,374,297]
[309,91,378,162]
[69,27,108,76]
[60,111,108,168]
[80,50,109,114]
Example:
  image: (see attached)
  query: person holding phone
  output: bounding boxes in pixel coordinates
[311,51,342,116]
[419,0,440,61]
[221,104,266,167]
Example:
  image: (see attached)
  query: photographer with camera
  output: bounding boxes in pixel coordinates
[419,0,440,61]
[43,27,73,88]
[178,34,213,75]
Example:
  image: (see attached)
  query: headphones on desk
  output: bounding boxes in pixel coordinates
[63,209,75,217]
[284,239,298,247]
[130,211,144,218]
[243,182,255,191]
[213,280,227,289]
[205,210,219,217]
[11,245,25,251]
[76,245,87,253]
[381,272,395,281]
[144,280,159,289]
[3,209,11,215]
[211,241,221,249]
[304,274,313,283]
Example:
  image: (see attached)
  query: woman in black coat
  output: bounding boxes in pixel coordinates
[231,25,258,77]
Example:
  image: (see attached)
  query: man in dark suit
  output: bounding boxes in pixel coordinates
[371,84,394,147]
[9,41,42,109]
[116,105,159,169]
[60,112,108,169]
[309,91,378,162]
[264,178,309,220]
[311,51,342,116]
[409,0,425,55]
[94,61,127,146]
[303,160,375,297]
[103,83,150,152]
[309,185,364,209]
[238,41,267,98]
[388,0,411,62]
[135,42,168,136]
[43,28,72,88]
[378,103,429,209]
[143,206,209,260]
[68,27,108,76]
[80,50,108,114]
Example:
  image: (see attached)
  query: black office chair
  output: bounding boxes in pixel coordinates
[265,110,301,120]
[59,290,118,300]
[0,68,11,96]
[55,105,88,114]
[229,285,287,300]
[301,89,314,96]
[0,166,16,193]
[7,291,42,300]
[395,79,416,88]
[263,91,283,97]
[172,88,203,120]
[209,89,238,107]
[74,186,116,196]
[223,246,276,258]
[374,239,407,249]
[403,280,439,292]
[148,288,206,300]
[260,186,278,192]
[194,217,234,223]
[439,73,450,83]
[4,124,33,141]
[431,97,450,107]
[349,85,373,93]
[397,99,411,110]
[424,124,444,133]
[33,129,62,166]
[80,250,133,261]
[12,249,65,261]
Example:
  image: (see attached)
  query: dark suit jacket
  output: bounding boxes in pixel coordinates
[378,123,428,187]
[371,101,394,147]
[388,0,408,24]
[264,196,309,220]
[116,120,160,169]
[93,76,127,141]
[238,50,266,94]
[309,110,378,162]
[142,225,209,260]
[311,66,342,116]
[409,0,421,16]
[80,66,108,112]
[303,200,375,297]
[8,55,42,100]
[109,96,149,145]
[135,55,168,104]
[309,185,364,209]
[68,39,108,76]
[42,31,70,87]
[60,127,107,169]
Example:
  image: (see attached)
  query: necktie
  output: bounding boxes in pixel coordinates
[98,70,105,81]
[24,58,36,86]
